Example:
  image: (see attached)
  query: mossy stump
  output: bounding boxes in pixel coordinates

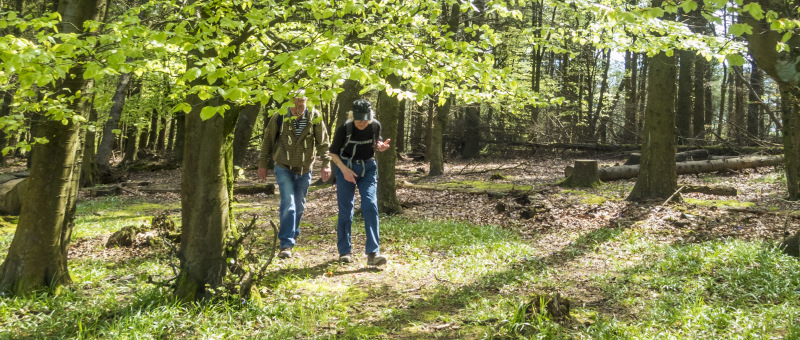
[559,160,601,188]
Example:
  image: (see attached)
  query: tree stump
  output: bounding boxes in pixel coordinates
[559,160,601,188]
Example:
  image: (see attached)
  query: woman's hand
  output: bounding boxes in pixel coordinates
[377,138,391,152]
[340,167,358,183]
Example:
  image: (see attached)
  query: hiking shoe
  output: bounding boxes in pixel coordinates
[367,252,387,266]
[278,248,292,259]
[339,254,353,264]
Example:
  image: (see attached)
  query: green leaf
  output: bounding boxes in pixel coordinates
[726,54,746,66]
[186,67,202,81]
[728,23,752,37]
[200,106,217,120]
[782,32,793,43]
[742,3,764,20]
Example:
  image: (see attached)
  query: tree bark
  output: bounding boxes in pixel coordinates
[627,25,678,201]
[80,107,99,187]
[232,104,259,167]
[121,124,138,165]
[676,49,694,143]
[396,94,406,153]
[335,79,362,129]
[0,0,105,295]
[622,51,637,143]
[172,111,186,164]
[428,96,452,176]
[156,116,167,151]
[167,115,176,151]
[376,73,402,214]
[147,109,158,149]
[96,71,132,171]
[462,105,481,159]
[747,62,763,141]
[779,85,800,199]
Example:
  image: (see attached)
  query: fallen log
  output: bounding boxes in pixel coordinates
[565,155,784,182]
[680,185,737,196]
[624,149,711,165]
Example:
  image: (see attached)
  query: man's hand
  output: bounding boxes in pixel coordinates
[258,167,270,181]
[320,167,332,182]
[377,138,391,152]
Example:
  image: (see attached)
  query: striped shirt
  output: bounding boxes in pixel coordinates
[293,111,308,136]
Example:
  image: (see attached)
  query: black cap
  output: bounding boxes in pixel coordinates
[352,99,372,121]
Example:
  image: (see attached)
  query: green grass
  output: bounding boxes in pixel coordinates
[1,196,799,339]
[684,198,756,209]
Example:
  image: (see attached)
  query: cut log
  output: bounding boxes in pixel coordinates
[559,160,601,187]
[680,185,737,196]
[624,149,711,165]
[585,155,784,181]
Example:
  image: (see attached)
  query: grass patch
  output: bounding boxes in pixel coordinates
[1,193,799,339]
[684,198,756,209]
[438,180,533,192]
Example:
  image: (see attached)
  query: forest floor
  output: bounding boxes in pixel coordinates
[2,151,800,339]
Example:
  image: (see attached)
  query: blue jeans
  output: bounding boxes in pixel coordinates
[274,164,312,249]
[335,159,380,255]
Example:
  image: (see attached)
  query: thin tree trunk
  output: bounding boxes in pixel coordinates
[717,65,728,140]
[121,125,138,164]
[429,95,452,176]
[172,111,185,164]
[95,71,132,171]
[747,62,763,141]
[167,116,176,151]
[147,109,158,149]
[80,107,99,187]
[676,49,694,143]
[232,104,260,167]
[462,105,481,159]
[693,55,707,141]
[622,51,637,143]
[156,116,167,151]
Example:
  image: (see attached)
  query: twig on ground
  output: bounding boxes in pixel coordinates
[658,185,685,210]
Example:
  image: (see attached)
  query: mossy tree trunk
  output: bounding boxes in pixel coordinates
[0,0,104,295]
[376,73,402,215]
[627,10,678,202]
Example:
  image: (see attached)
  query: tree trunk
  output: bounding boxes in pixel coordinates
[627,24,678,201]
[147,109,158,149]
[599,155,783,181]
[0,0,105,295]
[693,56,707,141]
[731,66,746,144]
[741,1,800,198]
[80,107,99,187]
[335,79,362,129]
[121,125,138,165]
[622,51,637,143]
[376,74,402,214]
[232,104,260,167]
[676,49,693,144]
[396,95,406,153]
[95,71,132,171]
[172,111,186,164]
[779,85,800,199]
[717,65,728,140]
[462,105,481,159]
[167,115,177,151]
[747,62,763,141]
[156,116,167,151]
[429,96,452,176]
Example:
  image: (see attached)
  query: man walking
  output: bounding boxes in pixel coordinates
[258,91,331,259]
